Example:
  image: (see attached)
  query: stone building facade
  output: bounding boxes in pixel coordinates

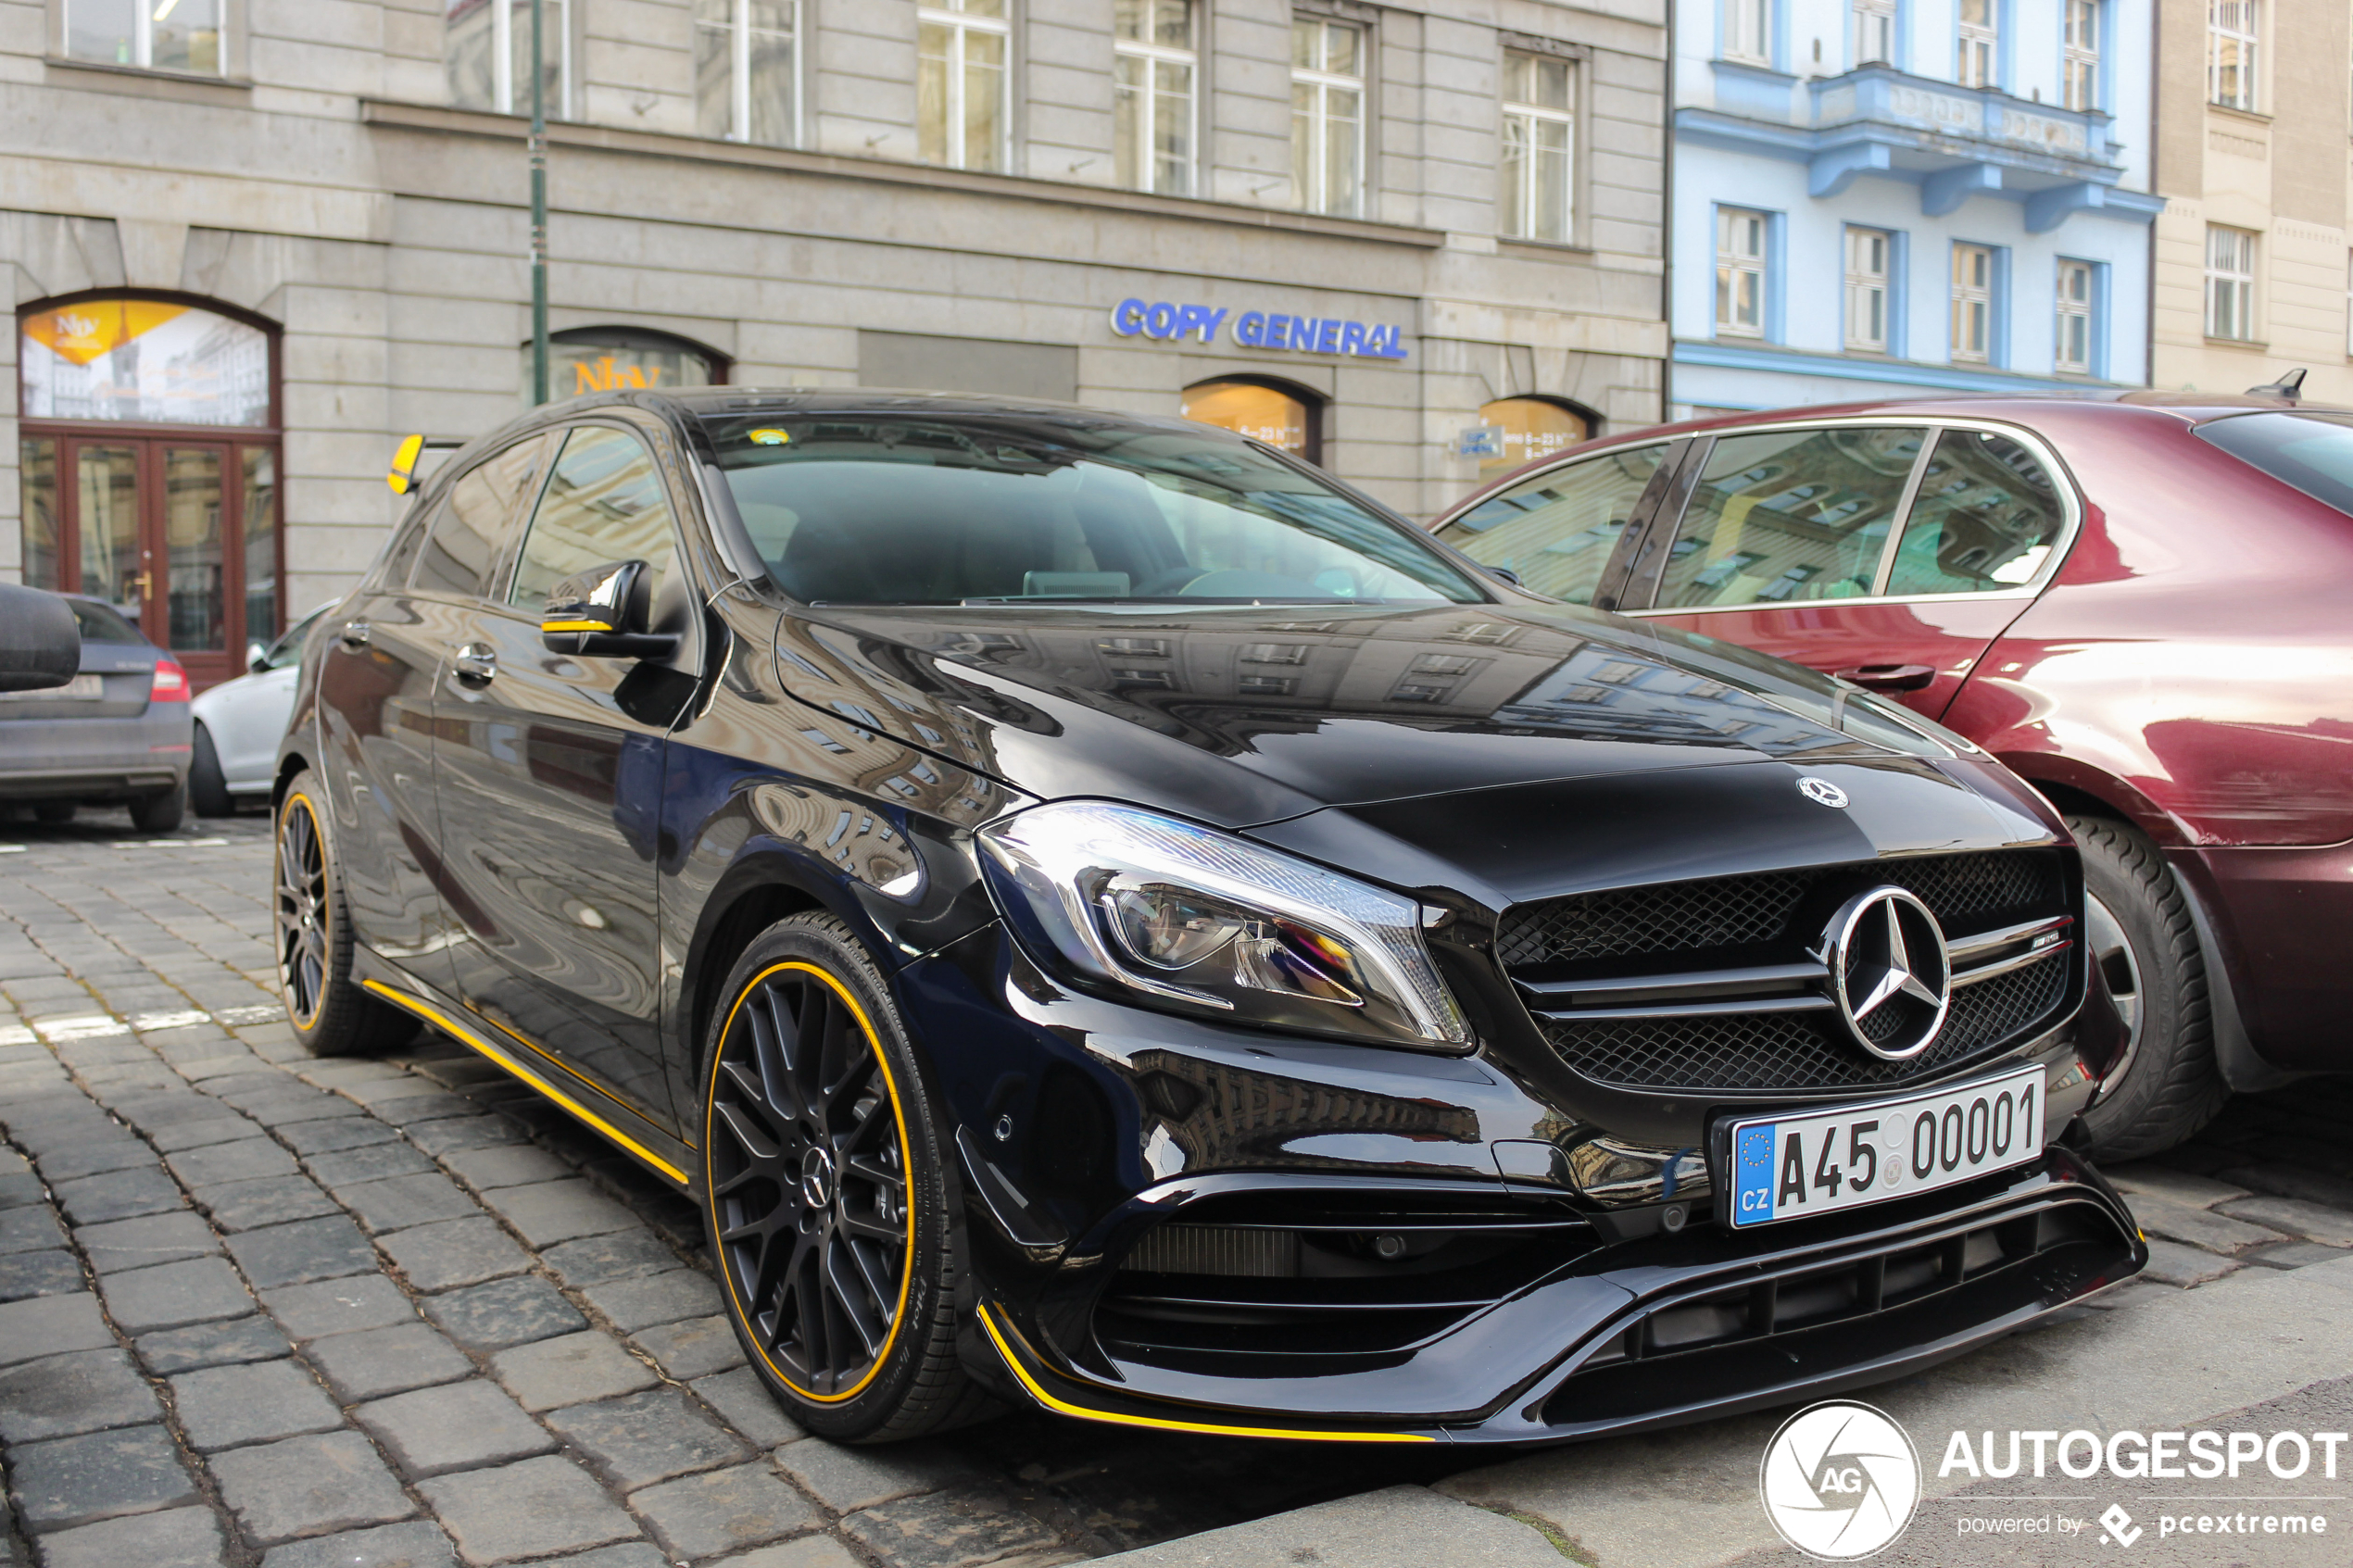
[1,0,1667,686]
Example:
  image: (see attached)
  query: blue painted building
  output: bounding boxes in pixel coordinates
[1668,1,2160,417]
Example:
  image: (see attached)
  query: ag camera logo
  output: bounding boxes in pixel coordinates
[1760,1400,1921,1560]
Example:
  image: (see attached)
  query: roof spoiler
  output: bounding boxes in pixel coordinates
[386,434,466,495]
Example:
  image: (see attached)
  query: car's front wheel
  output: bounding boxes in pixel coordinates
[699,913,987,1443]
[274,773,410,1057]
[2069,814,2230,1160]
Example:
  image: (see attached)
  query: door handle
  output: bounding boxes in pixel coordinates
[450,644,497,684]
[1834,663,1937,693]
[338,621,371,650]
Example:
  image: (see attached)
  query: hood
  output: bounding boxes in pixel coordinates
[771,599,1970,828]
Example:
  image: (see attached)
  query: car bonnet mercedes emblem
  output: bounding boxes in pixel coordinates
[1822,886,1952,1060]
[1798,777,1850,809]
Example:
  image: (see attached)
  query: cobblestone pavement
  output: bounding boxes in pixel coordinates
[0,809,2348,1568]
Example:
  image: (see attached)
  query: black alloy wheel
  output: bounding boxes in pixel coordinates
[272,771,410,1058]
[702,914,984,1442]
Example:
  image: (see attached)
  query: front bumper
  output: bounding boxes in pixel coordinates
[902,931,2140,1445]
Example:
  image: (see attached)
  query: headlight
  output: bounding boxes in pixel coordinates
[975,800,1470,1050]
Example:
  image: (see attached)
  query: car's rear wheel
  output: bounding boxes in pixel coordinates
[190,727,235,818]
[2068,814,2229,1160]
[130,783,184,833]
[32,802,73,824]
[700,913,987,1443]
[274,773,410,1057]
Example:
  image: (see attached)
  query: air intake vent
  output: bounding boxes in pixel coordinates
[1121,1224,1300,1278]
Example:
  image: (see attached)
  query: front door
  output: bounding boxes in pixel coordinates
[434,420,702,1129]
[1629,424,2068,721]
[23,434,276,689]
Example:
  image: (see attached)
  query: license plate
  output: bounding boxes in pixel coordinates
[0,674,102,702]
[1725,1065,2045,1229]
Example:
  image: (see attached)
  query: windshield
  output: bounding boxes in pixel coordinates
[702,414,1485,607]
[2196,411,2353,518]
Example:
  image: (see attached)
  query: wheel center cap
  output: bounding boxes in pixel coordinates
[800,1147,835,1210]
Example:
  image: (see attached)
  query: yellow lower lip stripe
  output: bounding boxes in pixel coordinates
[540,620,612,633]
[361,980,687,1185]
[978,1304,1433,1443]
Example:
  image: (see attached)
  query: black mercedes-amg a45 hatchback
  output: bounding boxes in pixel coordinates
[278,389,2144,1446]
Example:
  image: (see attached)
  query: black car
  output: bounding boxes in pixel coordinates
[278,390,2143,1446]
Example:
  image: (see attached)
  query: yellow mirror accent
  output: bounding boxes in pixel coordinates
[386,433,427,494]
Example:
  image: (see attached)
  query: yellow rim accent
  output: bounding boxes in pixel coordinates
[276,793,326,1030]
[707,960,918,1406]
[361,981,687,1184]
[540,619,614,633]
[979,1304,1435,1443]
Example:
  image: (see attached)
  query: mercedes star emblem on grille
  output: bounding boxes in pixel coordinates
[1797,777,1850,809]
[1823,887,1952,1060]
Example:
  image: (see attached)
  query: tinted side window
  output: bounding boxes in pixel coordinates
[1656,427,1925,609]
[1885,430,2066,596]
[510,427,678,614]
[410,437,547,597]
[1433,445,1666,605]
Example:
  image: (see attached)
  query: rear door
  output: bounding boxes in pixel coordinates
[434,420,703,1128]
[1624,421,2070,721]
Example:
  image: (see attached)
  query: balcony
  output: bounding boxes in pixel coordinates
[1679,63,2164,232]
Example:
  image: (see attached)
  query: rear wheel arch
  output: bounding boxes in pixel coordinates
[1996,759,2187,848]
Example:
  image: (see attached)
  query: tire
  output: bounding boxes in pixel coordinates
[2068,814,2230,1161]
[130,783,185,833]
[190,727,235,818]
[31,801,73,824]
[273,774,411,1057]
[699,913,988,1443]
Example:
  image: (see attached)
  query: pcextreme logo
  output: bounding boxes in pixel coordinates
[1760,1400,1922,1560]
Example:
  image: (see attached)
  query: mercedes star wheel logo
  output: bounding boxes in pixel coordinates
[1797,777,1850,809]
[1822,886,1951,1060]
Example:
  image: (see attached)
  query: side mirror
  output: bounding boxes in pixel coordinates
[541,559,678,659]
[0,584,82,693]
[1486,566,1523,588]
[247,641,271,674]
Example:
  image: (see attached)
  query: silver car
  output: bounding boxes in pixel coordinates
[190,605,331,817]
[0,596,191,831]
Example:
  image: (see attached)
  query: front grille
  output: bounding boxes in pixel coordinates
[1498,851,2062,968]
[1541,950,2067,1091]
[1501,849,2073,1093]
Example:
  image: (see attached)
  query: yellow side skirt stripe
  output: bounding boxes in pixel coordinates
[361,980,688,1185]
[978,1303,1434,1444]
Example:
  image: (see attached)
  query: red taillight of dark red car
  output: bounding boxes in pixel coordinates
[150,658,191,703]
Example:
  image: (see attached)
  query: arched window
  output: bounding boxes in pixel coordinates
[1476,395,1592,479]
[1180,377,1323,464]
[19,295,281,687]
[529,326,726,402]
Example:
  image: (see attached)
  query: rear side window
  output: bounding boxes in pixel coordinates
[1433,445,1666,605]
[510,427,679,614]
[1657,427,1925,608]
[69,599,144,645]
[410,436,547,597]
[2195,411,2353,518]
[1884,430,2065,595]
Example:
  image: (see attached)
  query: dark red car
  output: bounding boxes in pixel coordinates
[1428,394,2352,1160]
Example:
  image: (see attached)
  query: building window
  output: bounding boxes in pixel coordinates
[918,0,1009,172]
[695,1,797,147]
[2063,1,2100,110]
[2206,225,2258,340]
[2209,1,2259,111]
[446,0,570,117]
[1852,0,1894,67]
[530,327,724,402]
[1501,51,1575,244]
[1716,207,1768,338]
[1182,378,1321,464]
[1115,1,1195,195]
[1722,0,1771,66]
[1291,18,1365,217]
[64,0,226,74]
[1474,396,1590,479]
[1957,0,1996,89]
[1951,243,1994,363]
[1845,227,1892,353]
[2056,259,2095,374]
